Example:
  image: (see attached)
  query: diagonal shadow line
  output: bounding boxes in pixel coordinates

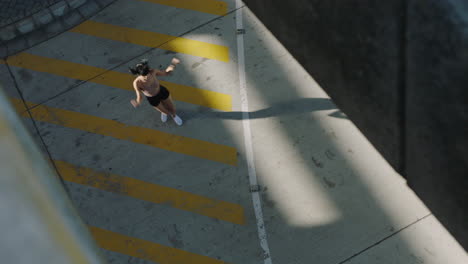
[10,6,244,115]
[183,98,347,120]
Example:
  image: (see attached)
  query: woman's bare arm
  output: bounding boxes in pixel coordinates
[154,69,171,76]
[131,80,143,107]
[155,58,181,76]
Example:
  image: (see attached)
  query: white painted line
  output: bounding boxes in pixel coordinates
[235,1,273,263]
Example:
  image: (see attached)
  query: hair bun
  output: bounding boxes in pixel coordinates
[129,60,150,75]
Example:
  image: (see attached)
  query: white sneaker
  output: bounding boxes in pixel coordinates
[173,115,183,126]
[161,113,168,123]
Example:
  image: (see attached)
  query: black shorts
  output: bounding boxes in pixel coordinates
[146,85,170,107]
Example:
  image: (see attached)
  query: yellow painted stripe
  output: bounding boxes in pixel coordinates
[90,226,229,264]
[138,0,228,15]
[70,20,229,62]
[56,160,244,225]
[9,97,28,113]
[7,52,102,80]
[7,52,231,111]
[11,99,237,165]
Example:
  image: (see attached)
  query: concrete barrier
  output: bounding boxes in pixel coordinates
[0,85,105,263]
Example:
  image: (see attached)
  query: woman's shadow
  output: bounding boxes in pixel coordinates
[184,97,348,120]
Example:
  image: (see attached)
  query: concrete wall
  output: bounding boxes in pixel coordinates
[242,0,404,170]
[406,0,468,249]
[242,0,468,250]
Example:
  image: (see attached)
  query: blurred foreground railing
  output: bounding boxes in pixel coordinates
[0,85,104,264]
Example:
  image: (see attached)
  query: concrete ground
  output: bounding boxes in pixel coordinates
[1,0,467,263]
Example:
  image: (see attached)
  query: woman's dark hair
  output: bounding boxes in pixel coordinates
[129,59,150,76]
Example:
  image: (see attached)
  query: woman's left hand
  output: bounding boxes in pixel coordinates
[130,99,140,108]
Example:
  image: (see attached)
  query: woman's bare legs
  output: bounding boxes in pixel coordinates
[161,96,183,125]
[153,104,170,123]
[153,97,182,125]
[153,103,172,116]
[160,95,176,117]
